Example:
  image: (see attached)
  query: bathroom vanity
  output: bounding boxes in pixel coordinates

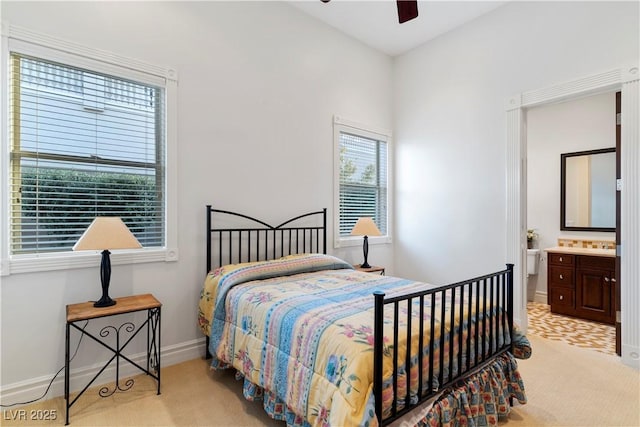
[546,246,616,324]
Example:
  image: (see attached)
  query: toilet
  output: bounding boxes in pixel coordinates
[527,249,540,275]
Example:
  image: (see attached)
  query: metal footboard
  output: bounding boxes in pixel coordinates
[373,264,514,425]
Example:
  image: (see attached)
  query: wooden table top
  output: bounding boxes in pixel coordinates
[66,293,161,322]
[353,264,385,273]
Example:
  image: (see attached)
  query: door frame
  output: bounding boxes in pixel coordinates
[616,91,621,356]
[505,64,639,369]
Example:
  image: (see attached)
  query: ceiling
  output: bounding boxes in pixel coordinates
[289,0,508,57]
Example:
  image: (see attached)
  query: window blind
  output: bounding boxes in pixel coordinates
[339,131,387,236]
[9,53,166,254]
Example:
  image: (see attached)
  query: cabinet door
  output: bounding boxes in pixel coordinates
[576,268,614,324]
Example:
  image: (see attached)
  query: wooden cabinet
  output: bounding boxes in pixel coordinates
[575,256,616,324]
[547,253,576,317]
[547,252,616,324]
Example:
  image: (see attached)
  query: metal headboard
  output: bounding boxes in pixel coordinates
[206,205,327,273]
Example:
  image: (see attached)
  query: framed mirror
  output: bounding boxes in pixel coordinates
[561,148,616,231]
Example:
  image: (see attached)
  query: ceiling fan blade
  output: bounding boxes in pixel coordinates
[397,0,418,24]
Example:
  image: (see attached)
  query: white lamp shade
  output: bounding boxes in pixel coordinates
[350,217,382,237]
[73,217,142,251]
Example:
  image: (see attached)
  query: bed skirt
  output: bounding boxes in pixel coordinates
[404,352,527,427]
[213,352,526,427]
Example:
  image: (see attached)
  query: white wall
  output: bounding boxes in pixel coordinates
[526,92,616,302]
[393,1,638,286]
[0,1,393,401]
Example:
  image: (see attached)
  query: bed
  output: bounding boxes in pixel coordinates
[198,206,528,426]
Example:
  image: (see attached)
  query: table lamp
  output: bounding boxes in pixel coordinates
[350,217,381,268]
[73,217,142,307]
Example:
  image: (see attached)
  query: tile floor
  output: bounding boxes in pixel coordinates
[526,302,616,355]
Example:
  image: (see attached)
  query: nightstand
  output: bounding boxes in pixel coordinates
[65,294,161,425]
[353,265,385,275]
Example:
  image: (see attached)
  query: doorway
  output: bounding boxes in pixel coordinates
[504,64,640,369]
[524,91,618,354]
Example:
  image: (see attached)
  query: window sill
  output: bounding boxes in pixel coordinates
[335,235,391,249]
[1,248,178,276]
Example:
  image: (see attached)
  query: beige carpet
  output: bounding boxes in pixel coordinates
[2,335,639,426]
[508,335,639,427]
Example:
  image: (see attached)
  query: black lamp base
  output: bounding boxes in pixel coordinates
[360,235,373,269]
[94,296,116,308]
[94,249,117,308]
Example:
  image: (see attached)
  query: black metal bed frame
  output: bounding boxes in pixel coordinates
[372,265,514,424]
[205,205,327,273]
[204,205,514,426]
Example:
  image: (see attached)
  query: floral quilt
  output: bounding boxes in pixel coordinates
[198,254,526,426]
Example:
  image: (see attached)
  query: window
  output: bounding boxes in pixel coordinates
[1,26,177,274]
[9,54,165,254]
[334,118,390,246]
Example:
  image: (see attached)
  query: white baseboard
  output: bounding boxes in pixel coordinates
[0,337,206,407]
[533,291,547,304]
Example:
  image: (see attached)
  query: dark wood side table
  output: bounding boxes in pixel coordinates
[65,293,161,425]
[353,265,385,275]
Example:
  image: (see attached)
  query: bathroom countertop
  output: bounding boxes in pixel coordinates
[544,246,616,258]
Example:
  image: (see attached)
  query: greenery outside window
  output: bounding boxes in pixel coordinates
[334,118,390,246]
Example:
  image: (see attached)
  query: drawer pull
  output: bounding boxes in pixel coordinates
[559,274,564,280]
[559,295,564,301]
[604,277,610,282]
[611,278,617,283]
[559,256,563,262]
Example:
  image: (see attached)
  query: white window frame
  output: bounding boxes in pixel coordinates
[333,115,392,248]
[0,23,178,275]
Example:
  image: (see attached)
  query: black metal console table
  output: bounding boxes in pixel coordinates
[65,293,161,425]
